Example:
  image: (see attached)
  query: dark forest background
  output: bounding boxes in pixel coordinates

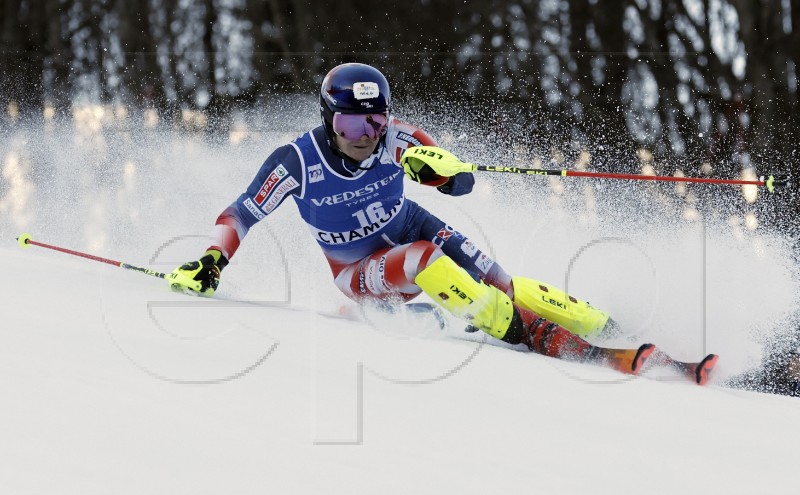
[1,0,798,199]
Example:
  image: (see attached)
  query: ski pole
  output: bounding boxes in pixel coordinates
[16,233,167,280]
[472,165,787,192]
[401,146,789,192]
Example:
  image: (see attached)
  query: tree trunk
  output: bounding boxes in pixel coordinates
[202,0,218,100]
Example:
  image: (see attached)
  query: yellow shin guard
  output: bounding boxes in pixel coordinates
[415,257,515,340]
[511,277,609,338]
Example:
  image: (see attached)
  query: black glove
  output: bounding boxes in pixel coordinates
[436,172,475,196]
[405,160,451,187]
[167,249,229,296]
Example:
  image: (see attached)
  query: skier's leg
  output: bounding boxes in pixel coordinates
[329,243,647,373]
[415,256,591,358]
[329,241,444,302]
[414,256,651,373]
[410,208,615,339]
[330,240,524,343]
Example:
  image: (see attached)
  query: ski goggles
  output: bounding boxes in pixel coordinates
[332,112,389,140]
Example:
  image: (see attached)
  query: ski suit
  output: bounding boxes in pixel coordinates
[208,120,515,302]
[189,115,666,375]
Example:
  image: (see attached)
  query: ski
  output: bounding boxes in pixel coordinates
[587,343,656,375]
[344,302,716,383]
[466,324,656,375]
[651,350,719,385]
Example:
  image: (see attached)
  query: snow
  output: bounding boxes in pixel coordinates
[2,122,800,494]
[2,246,799,494]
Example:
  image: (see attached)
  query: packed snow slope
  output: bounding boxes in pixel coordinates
[2,108,799,494]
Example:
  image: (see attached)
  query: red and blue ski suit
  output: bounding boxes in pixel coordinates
[209,120,514,302]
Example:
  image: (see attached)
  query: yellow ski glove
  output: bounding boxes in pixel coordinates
[167,249,228,297]
[401,146,475,184]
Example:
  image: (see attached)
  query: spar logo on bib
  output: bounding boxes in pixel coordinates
[261,176,299,214]
[255,165,289,205]
[353,81,379,100]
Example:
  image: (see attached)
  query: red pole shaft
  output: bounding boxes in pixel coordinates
[18,235,167,279]
[25,239,124,268]
[565,170,764,186]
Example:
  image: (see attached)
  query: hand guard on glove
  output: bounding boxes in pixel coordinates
[401,146,475,196]
[435,173,475,196]
[167,249,229,297]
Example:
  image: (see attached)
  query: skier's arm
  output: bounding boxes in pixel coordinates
[386,121,474,196]
[167,145,301,296]
[208,144,302,259]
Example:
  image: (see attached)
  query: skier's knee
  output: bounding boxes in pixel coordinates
[415,256,515,340]
[405,240,445,274]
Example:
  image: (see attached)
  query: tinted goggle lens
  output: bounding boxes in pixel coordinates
[332,112,389,140]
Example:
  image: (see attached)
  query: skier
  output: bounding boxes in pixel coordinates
[167,62,654,374]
